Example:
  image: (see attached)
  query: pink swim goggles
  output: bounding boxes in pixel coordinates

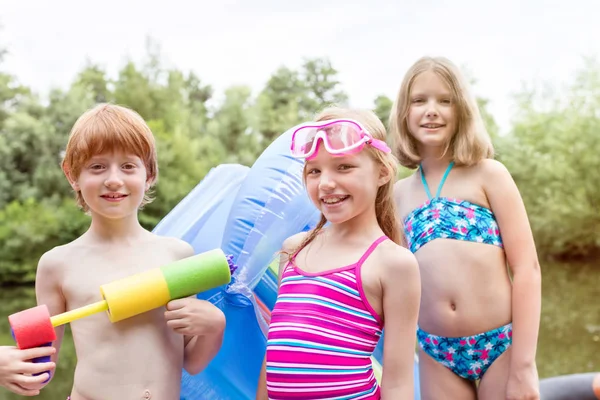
[290,119,391,160]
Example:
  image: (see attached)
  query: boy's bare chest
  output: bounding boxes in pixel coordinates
[61,248,177,309]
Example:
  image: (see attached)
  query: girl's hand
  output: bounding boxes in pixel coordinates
[506,365,540,400]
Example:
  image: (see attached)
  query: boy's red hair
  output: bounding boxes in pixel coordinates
[62,103,158,211]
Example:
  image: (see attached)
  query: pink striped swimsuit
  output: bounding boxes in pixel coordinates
[265,236,387,400]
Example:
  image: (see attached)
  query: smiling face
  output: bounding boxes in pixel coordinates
[61,104,159,212]
[407,70,457,154]
[70,151,150,220]
[304,141,386,226]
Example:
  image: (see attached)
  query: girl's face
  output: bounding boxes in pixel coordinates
[407,70,457,152]
[304,141,386,226]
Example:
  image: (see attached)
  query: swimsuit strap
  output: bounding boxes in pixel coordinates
[419,161,454,199]
[356,235,389,267]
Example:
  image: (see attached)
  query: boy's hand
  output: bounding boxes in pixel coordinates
[165,298,225,337]
[0,345,56,396]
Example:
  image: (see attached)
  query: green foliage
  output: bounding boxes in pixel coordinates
[0,72,30,131]
[497,58,600,258]
[0,45,356,283]
[478,97,500,140]
[0,199,89,284]
[207,85,259,165]
[255,58,349,145]
[0,40,597,392]
[298,58,349,119]
[140,120,227,229]
[0,41,598,284]
[75,61,112,104]
[256,66,304,143]
[373,94,393,130]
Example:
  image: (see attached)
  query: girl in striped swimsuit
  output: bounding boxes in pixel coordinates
[256,107,421,400]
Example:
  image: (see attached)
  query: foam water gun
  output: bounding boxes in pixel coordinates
[8,248,235,377]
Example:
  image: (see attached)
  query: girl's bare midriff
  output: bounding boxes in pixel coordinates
[415,239,512,337]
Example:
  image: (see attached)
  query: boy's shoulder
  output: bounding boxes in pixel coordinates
[37,237,83,272]
[147,234,195,260]
[38,234,194,272]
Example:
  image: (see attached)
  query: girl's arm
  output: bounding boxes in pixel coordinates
[256,233,306,400]
[255,358,269,400]
[483,160,542,394]
[379,246,421,399]
[393,180,410,249]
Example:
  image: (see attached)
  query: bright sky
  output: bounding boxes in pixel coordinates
[1,0,598,133]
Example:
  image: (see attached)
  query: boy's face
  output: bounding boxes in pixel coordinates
[70,151,150,219]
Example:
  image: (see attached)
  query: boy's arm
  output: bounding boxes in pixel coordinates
[162,240,225,375]
[33,250,68,388]
[180,306,226,375]
[379,246,421,399]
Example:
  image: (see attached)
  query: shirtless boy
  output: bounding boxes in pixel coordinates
[34,103,225,400]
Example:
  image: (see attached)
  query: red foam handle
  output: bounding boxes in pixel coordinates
[9,305,57,349]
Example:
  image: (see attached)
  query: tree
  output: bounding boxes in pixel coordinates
[498,58,600,258]
[0,56,31,132]
[256,66,303,143]
[477,97,500,142]
[140,121,227,228]
[113,61,156,120]
[298,58,348,119]
[255,57,350,145]
[74,62,112,104]
[206,85,260,166]
[373,94,393,129]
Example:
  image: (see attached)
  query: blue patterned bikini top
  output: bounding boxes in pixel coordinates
[403,162,503,254]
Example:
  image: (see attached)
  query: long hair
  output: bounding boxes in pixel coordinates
[389,56,494,169]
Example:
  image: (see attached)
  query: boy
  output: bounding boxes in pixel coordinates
[0,345,56,396]
[35,103,225,399]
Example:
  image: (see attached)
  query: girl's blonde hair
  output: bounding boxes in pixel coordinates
[290,107,400,259]
[389,56,494,169]
[62,103,158,211]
